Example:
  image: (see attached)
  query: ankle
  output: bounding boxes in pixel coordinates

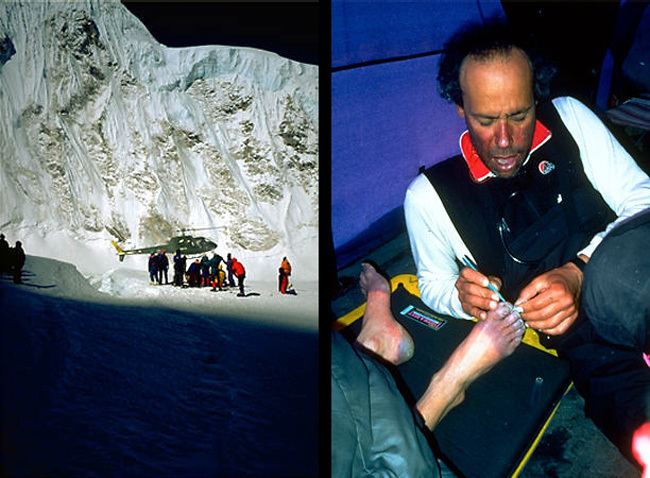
[365,290,391,309]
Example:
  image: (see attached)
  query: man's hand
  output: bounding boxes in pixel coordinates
[455,267,502,320]
[516,262,584,335]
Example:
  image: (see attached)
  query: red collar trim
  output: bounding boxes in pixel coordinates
[459,120,552,183]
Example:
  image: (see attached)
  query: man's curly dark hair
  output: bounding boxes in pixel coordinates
[437,19,557,106]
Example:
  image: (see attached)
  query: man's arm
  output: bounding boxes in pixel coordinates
[518,98,650,334]
[405,175,502,319]
[554,96,650,258]
[517,257,585,335]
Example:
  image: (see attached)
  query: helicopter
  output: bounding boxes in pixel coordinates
[111,228,218,262]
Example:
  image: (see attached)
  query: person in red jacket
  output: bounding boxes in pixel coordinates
[231,257,246,296]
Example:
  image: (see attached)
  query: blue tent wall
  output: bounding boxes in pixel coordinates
[331,1,506,268]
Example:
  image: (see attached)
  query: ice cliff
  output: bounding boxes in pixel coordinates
[0,0,318,278]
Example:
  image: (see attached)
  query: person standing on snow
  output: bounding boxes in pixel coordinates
[10,240,25,284]
[226,253,235,287]
[200,254,211,287]
[231,257,246,296]
[210,253,226,291]
[148,252,158,284]
[279,256,292,294]
[217,263,227,289]
[157,250,169,285]
[173,249,185,286]
[0,233,9,277]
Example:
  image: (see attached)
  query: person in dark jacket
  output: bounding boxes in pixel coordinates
[180,255,187,285]
[187,259,201,287]
[173,249,185,286]
[157,250,169,285]
[148,252,158,284]
[0,233,9,276]
[210,253,225,291]
[231,257,246,296]
[226,253,235,287]
[403,20,650,456]
[200,254,211,287]
[10,241,26,284]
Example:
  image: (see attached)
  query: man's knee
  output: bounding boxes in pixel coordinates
[582,219,650,351]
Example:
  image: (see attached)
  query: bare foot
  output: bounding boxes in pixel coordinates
[417,301,524,429]
[449,302,525,382]
[355,263,414,365]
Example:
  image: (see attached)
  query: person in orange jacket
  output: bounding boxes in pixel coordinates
[231,257,246,296]
[279,256,292,294]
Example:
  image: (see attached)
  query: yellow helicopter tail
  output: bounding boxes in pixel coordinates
[111,240,126,262]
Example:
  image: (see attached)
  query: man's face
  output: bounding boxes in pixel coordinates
[457,48,536,178]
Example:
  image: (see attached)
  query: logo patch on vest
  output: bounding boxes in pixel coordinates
[538,160,555,175]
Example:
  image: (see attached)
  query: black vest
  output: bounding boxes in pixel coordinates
[425,101,615,301]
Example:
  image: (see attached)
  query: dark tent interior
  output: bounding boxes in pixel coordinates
[331,1,649,476]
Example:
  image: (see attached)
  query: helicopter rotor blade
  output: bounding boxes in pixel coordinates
[178,226,222,234]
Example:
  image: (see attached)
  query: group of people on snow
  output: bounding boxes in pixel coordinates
[147,250,294,297]
[178,251,246,296]
[1,231,297,297]
[0,233,26,284]
[182,251,237,292]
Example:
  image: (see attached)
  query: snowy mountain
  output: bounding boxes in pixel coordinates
[0,0,318,279]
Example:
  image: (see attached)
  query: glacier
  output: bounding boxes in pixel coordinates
[0,0,318,280]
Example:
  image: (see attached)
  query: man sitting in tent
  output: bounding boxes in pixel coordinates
[403,19,650,457]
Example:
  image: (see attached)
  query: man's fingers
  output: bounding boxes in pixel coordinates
[514,266,582,336]
[456,267,503,320]
[543,315,577,335]
[459,266,492,286]
[521,286,575,323]
[487,275,503,291]
[515,276,550,306]
[458,280,499,301]
[533,310,578,335]
[471,307,488,320]
[458,286,498,314]
[525,304,577,331]
[459,295,495,320]
[520,293,556,319]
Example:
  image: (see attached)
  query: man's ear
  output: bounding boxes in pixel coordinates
[455,104,465,118]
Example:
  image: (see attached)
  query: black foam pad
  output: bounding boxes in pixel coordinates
[346,283,571,478]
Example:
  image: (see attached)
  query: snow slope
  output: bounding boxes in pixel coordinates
[0,0,318,283]
[17,254,317,330]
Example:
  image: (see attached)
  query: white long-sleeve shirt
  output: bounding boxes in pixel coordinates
[404,96,650,319]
